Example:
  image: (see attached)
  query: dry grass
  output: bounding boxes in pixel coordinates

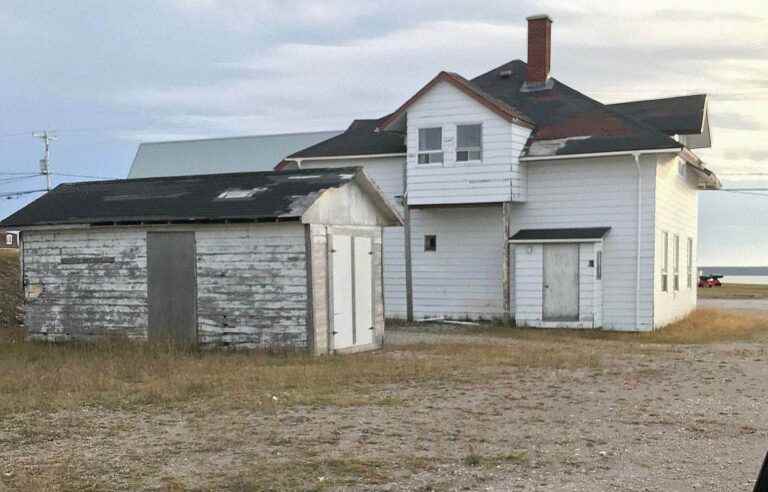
[698,283,768,299]
[0,329,601,417]
[415,309,768,346]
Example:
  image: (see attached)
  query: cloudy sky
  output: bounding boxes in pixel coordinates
[0,0,766,265]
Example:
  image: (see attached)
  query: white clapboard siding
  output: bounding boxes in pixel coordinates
[509,155,661,330]
[301,156,408,318]
[410,204,504,319]
[653,156,698,326]
[23,229,149,340]
[195,223,309,346]
[405,80,531,205]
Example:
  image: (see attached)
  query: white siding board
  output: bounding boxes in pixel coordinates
[301,156,407,318]
[509,155,660,330]
[410,205,505,319]
[653,156,698,326]
[405,80,531,205]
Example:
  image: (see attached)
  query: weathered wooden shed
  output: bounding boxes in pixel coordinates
[0,168,403,354]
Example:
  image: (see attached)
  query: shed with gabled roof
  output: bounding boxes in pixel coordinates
[1,168,402,353]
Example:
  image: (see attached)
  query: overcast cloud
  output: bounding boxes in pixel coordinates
[1,0,767,264]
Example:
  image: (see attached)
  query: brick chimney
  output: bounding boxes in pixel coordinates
[526,14,552,86]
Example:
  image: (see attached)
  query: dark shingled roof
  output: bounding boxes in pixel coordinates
[470,61,681,157]
[289,119,405,159]
[291,60,690,159]
[510,227,611,241]
[607,94,707,135]
[1,168,361,227]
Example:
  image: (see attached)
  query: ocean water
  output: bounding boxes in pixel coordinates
[720,275,768,285]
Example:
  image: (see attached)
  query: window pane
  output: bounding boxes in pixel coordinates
[457,124,481,148]
[456,150,469,162]
[419,127,442,151]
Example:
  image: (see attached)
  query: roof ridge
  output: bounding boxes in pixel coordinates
[139,130,343,146]
[607,94,706,107]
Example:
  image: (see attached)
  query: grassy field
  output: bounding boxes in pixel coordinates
[698,283,768,299]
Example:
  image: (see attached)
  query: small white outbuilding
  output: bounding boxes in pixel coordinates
[1,168,403,354]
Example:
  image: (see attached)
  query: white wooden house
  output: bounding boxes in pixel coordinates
[281,14,720,330]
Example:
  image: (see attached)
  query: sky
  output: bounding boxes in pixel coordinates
[0,0,766,265]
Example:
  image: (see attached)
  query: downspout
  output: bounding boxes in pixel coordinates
[632,152,642,331]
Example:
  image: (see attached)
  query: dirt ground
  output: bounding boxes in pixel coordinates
[2,324,767,491]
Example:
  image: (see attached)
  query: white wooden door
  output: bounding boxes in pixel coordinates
[543,244,579,321]
[331,235,354,349]
[354,237,374,346]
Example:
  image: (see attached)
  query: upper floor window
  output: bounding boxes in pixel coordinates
[456,124,482,162]
[418,127,443,164]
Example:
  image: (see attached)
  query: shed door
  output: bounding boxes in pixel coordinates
[147,232,197,345]
[354,237,374,346]
[331,235,354,349]
[543,244,579,321]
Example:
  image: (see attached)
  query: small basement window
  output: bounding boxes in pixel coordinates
[456,124,482,162]
[418,127,443,164]
[424,235,437,252]
[216,187,267,200]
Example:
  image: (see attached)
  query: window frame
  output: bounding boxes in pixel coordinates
[673,234,680,291]
[661,231,669,292]
[595,250,602,280]
[417,127,444,165]
[455,123,483,164]
[424,234,437,252]
[5,234,12,246]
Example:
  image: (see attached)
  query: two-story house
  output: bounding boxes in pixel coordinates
[280,14,720,331]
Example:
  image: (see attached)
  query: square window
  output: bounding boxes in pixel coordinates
[456,124,482,162]
[418,127,443,164]
[424,235,436,252]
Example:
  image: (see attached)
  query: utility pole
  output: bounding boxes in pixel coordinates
[33,130,57,191]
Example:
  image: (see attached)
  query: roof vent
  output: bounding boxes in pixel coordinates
[216,187,267,200]
[499,69,513,78]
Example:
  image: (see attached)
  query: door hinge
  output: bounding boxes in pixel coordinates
[369,326,374,330]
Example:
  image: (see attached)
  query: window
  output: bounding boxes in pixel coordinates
[596,251,602,280]
[661,231,669,292]
[5,234,12,246]
[687,237,693,288]
[418,127,443,164]
[456,124,482,162]
[678,160,687,178]
[673,234,680,291]
[424,235,436,252]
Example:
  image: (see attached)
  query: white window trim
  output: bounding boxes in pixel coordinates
[673,234,680,292]
[417,126,444,166]
[453,122,483,166]
[661,231,669,292]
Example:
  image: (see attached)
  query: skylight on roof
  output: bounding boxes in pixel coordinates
[217,187,267,200]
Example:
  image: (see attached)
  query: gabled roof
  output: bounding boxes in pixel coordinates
[1,168,402,227]
[378,71,535,131]
[470,60,682,158]
[290,60,697,160]
[128,131,342,178]
[607,95,707,136]
[288,120,405,159]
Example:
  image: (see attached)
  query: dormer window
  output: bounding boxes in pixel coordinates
[418,127,443,164]
[456,124,482,162]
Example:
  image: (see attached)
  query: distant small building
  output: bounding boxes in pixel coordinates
[0,231,18,249]
[1,168,402,353]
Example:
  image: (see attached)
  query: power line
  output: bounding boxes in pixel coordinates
[52,172,119,180]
